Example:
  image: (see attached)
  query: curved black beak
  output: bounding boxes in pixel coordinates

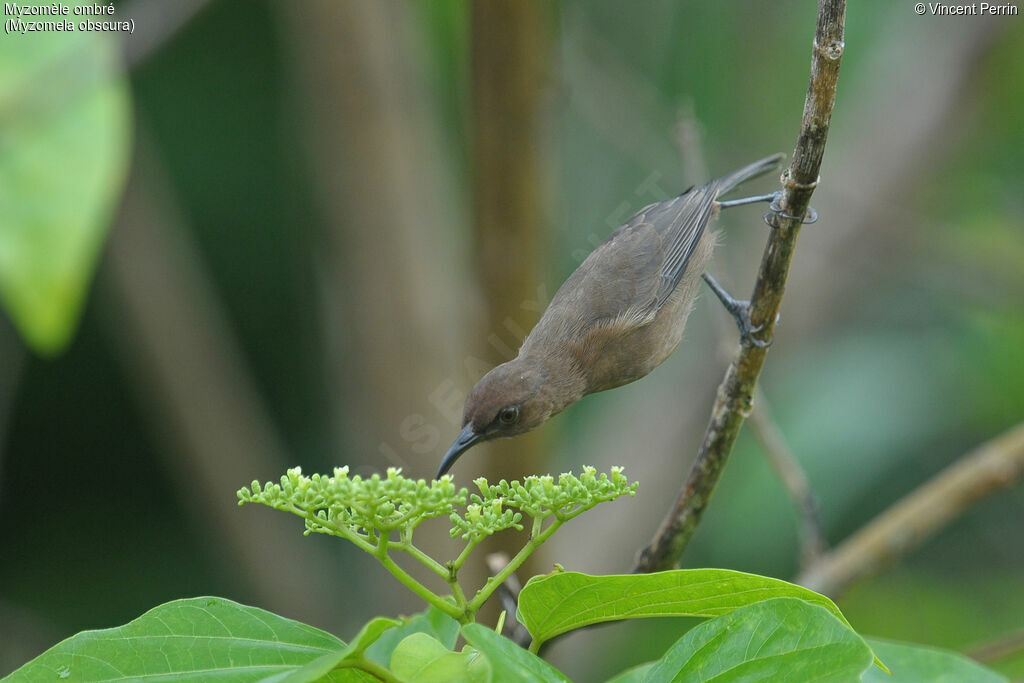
[436,424,482,478]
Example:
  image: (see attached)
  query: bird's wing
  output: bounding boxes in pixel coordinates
[521,183,721,359]
[531,186,716,346]
[527,219,664,348]
[526,158,783,353]
[636,183,718,308]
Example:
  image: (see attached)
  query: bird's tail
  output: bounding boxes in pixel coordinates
[712,153,785,197]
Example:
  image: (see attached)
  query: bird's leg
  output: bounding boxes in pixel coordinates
[702,272,771,348]
[716,192,777,210]
[717,190,818,225]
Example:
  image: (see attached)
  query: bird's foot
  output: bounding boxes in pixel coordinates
[717,191,817,226]
[702,273,772,348]
[767,192,818,226]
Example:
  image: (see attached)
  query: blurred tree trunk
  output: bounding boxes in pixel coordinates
[280,1,466,478]
[281,0,555,619]
[280,1,469,616]
[470,0,553,481]
[470,0,555,590]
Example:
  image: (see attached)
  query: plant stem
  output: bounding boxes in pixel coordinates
[468,517,563,613]
[376,552,464,620]
[336,656,402,683]
[391,541,450,579]
[636,0,846,572]
[449,577,470,613]
[452,536,482,571]
[290,506,468,620]
[289,505,377,554]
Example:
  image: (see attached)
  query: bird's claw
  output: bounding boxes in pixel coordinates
[718,190,818,227]
[702,272,773,348]
[764,191,818,228]
[732,305,772,349]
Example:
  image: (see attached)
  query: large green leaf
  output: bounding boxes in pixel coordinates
[261,616,400,683]
[365,605,461,667]
[316,671,378,682]
[460,623,570,683]
[644,597,873,682]
[316,670,378,682]
[389,633,489,683]
[606,662,655,683]
[2,597,347,682]
[0,3,131,354]
[861,638,1007,682]
[517,569,852,646]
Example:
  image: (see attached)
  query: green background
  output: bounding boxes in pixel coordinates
[1,1,1022,680]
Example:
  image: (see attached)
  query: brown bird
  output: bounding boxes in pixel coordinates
[437,154,784,477]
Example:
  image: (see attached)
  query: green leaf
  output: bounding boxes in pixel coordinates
[645,597,873,682]
[262,617,400,683]
[365,606,461,666]
[460,623,570,683]
[0,4,131,354]
[861,638,1007,682]
[3,596,346,682]
[389,633,490,683]
[518,569,853,647]
[343,617,402,656]
[316,670,378,682]
[605,662,655,682]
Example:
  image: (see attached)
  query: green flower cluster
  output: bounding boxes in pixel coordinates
[238,465,638,622]
[453,466,638,539]
[238,467,463,539]
[238,465,637,542]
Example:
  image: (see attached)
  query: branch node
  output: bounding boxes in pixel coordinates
[781,170,821,191]
[813,38,846,61]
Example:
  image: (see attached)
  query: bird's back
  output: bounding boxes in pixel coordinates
[519,154,782,394]
[520,183,718,392]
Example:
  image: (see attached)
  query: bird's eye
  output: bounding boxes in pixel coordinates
[498,406,520,425]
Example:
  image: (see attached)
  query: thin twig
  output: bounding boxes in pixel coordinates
[748,385,828,568]
[967,628,1024,665]
[636,0,846,572]
[485,552,531,648]
[797,421,1024,597]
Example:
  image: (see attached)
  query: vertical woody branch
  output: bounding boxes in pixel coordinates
[637,0,846,572]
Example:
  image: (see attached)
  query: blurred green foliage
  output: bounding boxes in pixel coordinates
[0,7,130,353]
[1,0,1022,680]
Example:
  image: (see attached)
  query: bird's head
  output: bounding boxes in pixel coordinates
[436,360,554,478]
